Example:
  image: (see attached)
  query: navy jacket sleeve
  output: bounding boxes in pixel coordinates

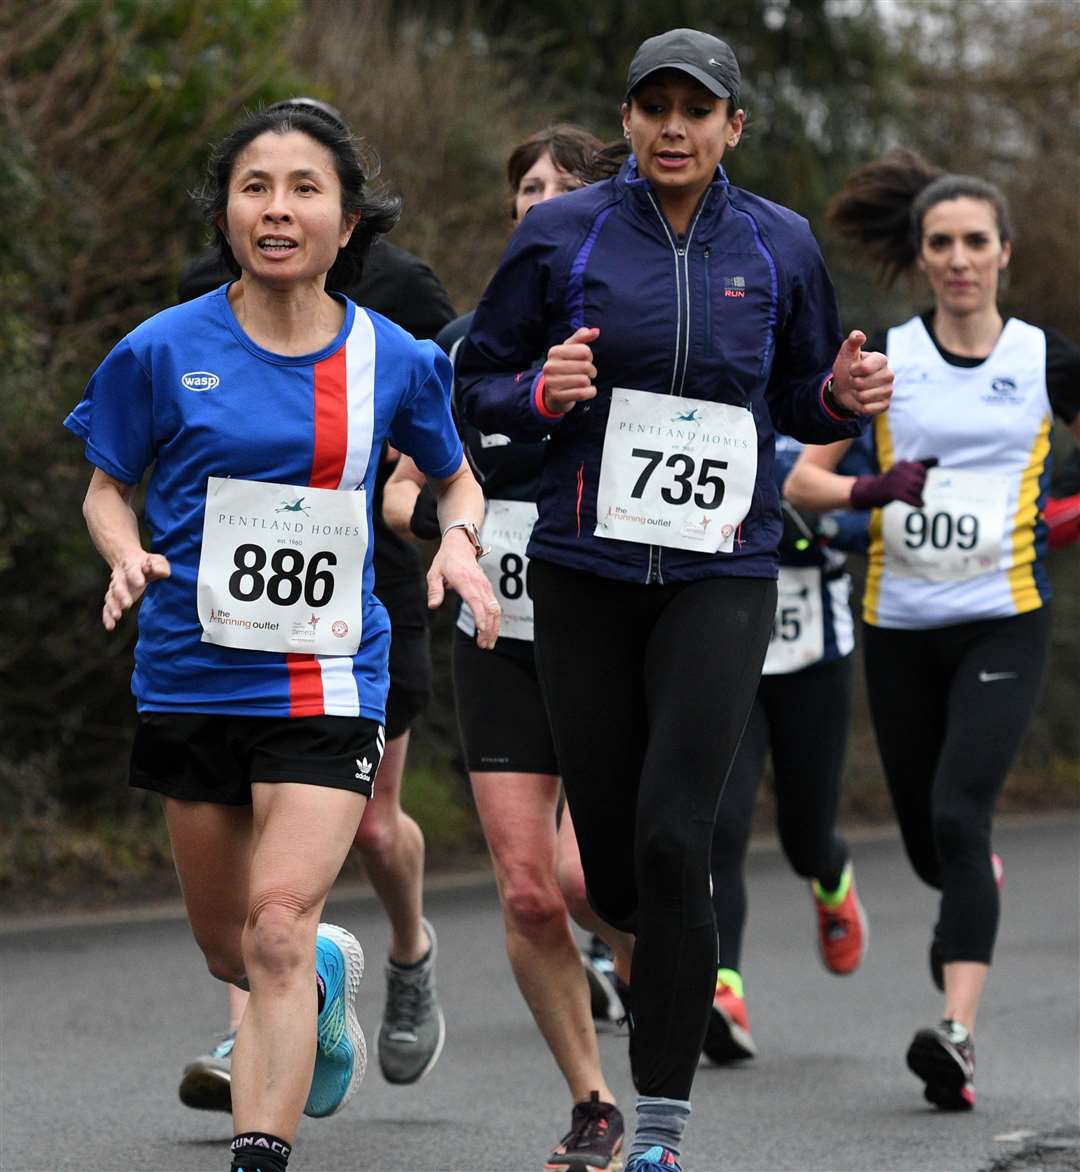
[455,213,563,442]
[764,222,866,444]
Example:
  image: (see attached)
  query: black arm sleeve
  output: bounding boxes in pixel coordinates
[1045,327,1080,424]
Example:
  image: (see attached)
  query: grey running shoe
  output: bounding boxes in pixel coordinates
[377,917,446,1085]
[178,1030,235,1112]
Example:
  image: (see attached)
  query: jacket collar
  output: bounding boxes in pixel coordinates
[616,156,731,232]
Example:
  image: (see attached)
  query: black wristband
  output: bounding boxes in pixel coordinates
[823,376,859,420]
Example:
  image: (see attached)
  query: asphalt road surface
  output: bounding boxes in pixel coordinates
[2,816,1077,1172]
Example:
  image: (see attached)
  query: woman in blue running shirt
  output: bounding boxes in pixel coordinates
[66,106,499,1172]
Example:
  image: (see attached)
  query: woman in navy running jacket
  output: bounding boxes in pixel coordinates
[457,29,894,1172]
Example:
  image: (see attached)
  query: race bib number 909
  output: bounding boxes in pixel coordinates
[197,477,368,656]
[595,389,758,553]
[882,468,1009,582]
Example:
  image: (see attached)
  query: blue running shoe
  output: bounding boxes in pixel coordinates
[625,1146,681,1171]
[304,923,366,1118]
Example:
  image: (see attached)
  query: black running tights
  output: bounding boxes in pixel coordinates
[530,559,775,1100]
[863,607,1051,965]
[711,655,852,973]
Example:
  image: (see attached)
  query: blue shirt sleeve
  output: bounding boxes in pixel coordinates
[388,340,464,480]
[63,336,155,486]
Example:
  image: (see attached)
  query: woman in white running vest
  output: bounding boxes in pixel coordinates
[785,150,1080,1114]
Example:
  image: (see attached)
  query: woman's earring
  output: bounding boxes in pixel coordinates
[623,129,631,140]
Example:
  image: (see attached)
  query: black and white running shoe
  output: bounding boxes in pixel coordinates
[545,1091,625,1172]
[906,1019,975,1110]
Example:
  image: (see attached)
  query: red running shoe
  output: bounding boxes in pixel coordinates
[812,861,867,975]
[703,975,756,1063]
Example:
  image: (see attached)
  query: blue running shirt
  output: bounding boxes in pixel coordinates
[65,285,462,720]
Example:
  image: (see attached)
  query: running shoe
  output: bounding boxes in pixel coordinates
[906,1019,976,1111]
[178,1029,235,1112]
[584,935,625,1024]
[812,860,867,975]
[624,1146,681,1171]
[304,923,366,1118]
[702,973,756,1063]
[929,853,1003,992]
[377,916,446,1085]
[545,1091,624,1172]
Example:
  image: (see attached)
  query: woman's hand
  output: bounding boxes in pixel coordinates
[541,326,600,415]
[830,330,894,416]
[426,530,501,649]
[103,552,171,631]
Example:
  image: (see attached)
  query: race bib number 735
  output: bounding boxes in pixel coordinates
[595,388,758,554]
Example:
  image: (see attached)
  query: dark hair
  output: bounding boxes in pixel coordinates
[828,149,1013,286]
[581,140,631,183]
[506,124,606,218]
[195,104,401,289]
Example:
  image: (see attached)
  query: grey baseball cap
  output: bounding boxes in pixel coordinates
[625,28,741,104]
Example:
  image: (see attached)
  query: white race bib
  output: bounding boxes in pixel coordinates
[480,498,538,642]
[595,388,758,553]
[762,566,825,675]
[882,468,1009,582]
[197,477,368,656]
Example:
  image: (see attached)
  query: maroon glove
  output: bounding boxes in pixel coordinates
[850,458,938,510]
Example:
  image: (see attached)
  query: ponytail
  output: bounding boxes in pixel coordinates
[828,150,1012,286]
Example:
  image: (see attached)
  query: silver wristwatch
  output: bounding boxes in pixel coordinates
[441,519,489,560]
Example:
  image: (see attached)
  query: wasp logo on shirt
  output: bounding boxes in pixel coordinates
[181,371,220,392]
[984,375,1022,406]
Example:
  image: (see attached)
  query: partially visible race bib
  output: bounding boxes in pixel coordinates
[595,388,758,554]
[762,566,825,675]
[197,477,368,656]
[882,468,1009,582]
[476,498,538,642]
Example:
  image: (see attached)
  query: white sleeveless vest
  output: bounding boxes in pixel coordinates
[865,316,1052,629]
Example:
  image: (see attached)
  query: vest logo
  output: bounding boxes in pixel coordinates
[724,276,746,299]
[181,371,220,392]
[984,375,1022,406]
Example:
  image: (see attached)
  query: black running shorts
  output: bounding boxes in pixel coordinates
[451,629,558,775]
[130,713,386,804]
[385,625,433,740]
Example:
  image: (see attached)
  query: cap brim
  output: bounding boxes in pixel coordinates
[627,62,734,102]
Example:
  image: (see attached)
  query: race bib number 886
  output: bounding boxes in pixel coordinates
[197,476,368,656]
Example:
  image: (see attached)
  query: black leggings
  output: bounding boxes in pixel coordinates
[530,559,775,1100]
[863,607,1051,965]
[711,655,852,973]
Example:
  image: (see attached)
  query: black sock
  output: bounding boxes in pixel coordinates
[316,972,326,1013]
[230,1132,291,1172]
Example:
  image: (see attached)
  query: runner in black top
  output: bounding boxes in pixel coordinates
[786,149,1080,1113]
[383,126,634,1172]
[174,98,458,1116]
[703,431,875,1065]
